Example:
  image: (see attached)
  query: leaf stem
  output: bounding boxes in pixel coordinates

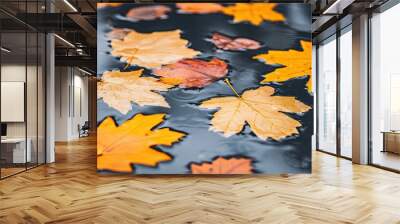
[224,78,241,98]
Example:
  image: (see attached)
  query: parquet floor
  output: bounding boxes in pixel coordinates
[1,136,400,224]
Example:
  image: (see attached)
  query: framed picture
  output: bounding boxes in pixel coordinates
[97,3,313,174]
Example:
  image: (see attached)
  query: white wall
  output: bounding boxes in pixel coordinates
[54,67,89,141]
[1,65,33,138]
[1,63,46,164]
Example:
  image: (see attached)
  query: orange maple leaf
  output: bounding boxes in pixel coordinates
[222,3,285,26]
[200,82,311,140]
[111,29,200,69]
[253,40,312,92]
[190,157,254,174]
[176,3,224,14]
[97,114,185,172]
[97,3,123,8]
[97,69,173,115]
[106,28,132,40]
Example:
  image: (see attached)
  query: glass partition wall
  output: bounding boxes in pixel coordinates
[0,1,46,179]
[339,27,352,159]
[370,3,400,172]
[316,26,353,159]
[317,35,337,155]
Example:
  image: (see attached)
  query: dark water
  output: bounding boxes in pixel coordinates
[97,3,313,174]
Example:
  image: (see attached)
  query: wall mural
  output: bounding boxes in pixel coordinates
[97,3,313,174]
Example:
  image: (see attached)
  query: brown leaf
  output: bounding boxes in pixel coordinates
[222,3,285,26]
[97,114,185,172]
[176,3,224,14]
[97,69,172,114]
[190,157,254,174]
[153,58,228,88]
[111,29,200,69]
[253,40,312,92]
[211,33,261,51]
[200,85,311,140]
[126,5,171,21]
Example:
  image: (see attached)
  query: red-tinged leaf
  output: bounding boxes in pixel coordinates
[126,5,171,21]
[190,157,254,174]
[153,58,228,88]
[211,33,261,51]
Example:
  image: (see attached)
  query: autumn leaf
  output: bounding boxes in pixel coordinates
[200,82,311,140]
[97,69,172,114]
[190,157,254,174]
[97,3,123,8]
[106,28,132,40]
[97,114,185,172]
[210,33,261,51]
[222,3,285,26]
[111,29,200,69]
[126,5,171,21]
[253,40,312,92]
[153,58,228,88]
[176,3,224,14]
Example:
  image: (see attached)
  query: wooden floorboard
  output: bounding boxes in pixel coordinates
[1,136,400,224]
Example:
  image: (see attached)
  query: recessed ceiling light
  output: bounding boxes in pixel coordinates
[1,47,11,53]
[78,67,93,76]
[54,34,75,48]
[63,0,78,12]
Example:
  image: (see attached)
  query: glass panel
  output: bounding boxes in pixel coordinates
[26,0,39,169]
[339,29,352,158]
[1,31,27,177]
[312,45,317,150]
[317,37,337,154]
[27,31,38,169]
[0,0,46,178]
[371,4,400,171]
[38,32,45,165]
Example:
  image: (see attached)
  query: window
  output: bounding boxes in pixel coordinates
[317,36,337,154]
[339,28,352,158]
[370,3,400,171]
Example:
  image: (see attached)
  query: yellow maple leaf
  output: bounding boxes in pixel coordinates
[97,114,185,172]
[111,29,200,69]
[200,83,311,140]
[254,40,312,92]
[97,69,172,115]
[222,3,285,26]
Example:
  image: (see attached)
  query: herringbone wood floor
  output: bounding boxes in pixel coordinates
[1,136,400,224]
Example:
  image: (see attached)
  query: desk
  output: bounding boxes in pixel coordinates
[382,131,400,154]
[1,138,31,163]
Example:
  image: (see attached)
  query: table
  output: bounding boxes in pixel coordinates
[382,131,400,154]
[1,138,31,163]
